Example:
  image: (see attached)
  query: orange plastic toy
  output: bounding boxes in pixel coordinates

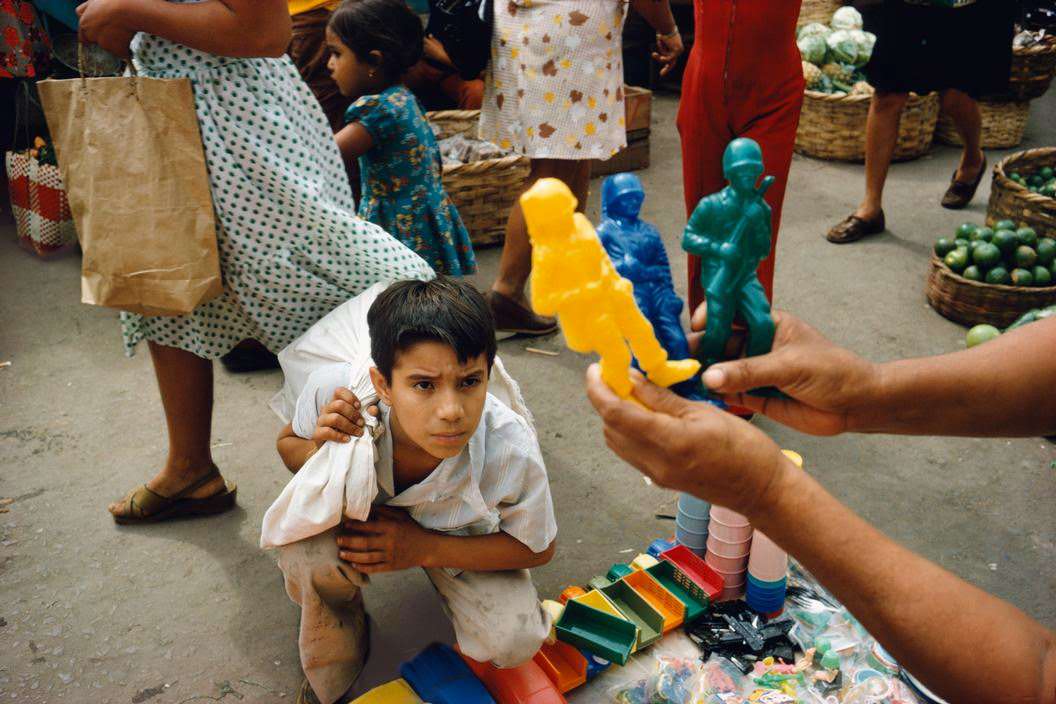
[461,654,567,704]
[520,178,701,400]
[532,641,588,694]
[622,571,685,633]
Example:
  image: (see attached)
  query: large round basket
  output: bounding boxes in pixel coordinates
[427,110,529,247]
[986,147,1056,239]
[797,0,841,27]
[935,99,1030,150]
[926,255,1056,327]
[795,90,939,162]
[1004,37,1056,102]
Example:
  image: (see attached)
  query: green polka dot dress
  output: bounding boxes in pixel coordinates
[120,20,434,359]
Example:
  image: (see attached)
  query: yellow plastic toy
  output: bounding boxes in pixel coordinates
[350,678,422,704]
[521,178,701,400]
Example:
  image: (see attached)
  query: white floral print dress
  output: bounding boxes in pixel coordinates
[480,0,628,161]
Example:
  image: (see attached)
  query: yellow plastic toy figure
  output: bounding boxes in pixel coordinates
[521,178,700,400]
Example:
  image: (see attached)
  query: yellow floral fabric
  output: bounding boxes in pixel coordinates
[480,0,628,161]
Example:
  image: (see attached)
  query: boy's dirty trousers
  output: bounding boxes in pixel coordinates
[277,529,550,704]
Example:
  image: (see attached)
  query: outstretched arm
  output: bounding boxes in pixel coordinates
[78,0,291,59]
[585,368,1056,704]
[698,309,1056,438]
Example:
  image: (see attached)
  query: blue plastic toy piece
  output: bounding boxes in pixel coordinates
[647,537,678,558]
[577,647,612,682]
[400,643,496,704]
[682,139,786,399]
[598,173,711,402]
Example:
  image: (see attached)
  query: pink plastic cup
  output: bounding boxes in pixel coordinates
[706,522,754,543]
[706,534,752,558]
[711,564,746,587]
[709,505,750,528]
[705,550,750,573]
[718,583,745,601]
[747,530,789,582]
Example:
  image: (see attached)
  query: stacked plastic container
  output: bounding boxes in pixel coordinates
[744,450,801,613]
[705,505,752,600]
[675,493,710,555]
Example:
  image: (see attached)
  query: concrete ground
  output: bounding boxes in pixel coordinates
[2,92,1055,704]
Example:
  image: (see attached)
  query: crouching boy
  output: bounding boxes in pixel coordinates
[275,278,557,704]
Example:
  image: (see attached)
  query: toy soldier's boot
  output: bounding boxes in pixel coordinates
[643,358,701,388]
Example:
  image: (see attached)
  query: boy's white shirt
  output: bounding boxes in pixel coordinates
[260,282,554,555]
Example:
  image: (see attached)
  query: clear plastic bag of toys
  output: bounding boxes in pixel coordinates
[608,652,708,703]
[681,655,749,703]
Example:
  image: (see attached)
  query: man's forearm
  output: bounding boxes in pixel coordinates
[851,316,1056,437]
[750,460,1056,704]
[419,531,553,572]
[630,0,677,35]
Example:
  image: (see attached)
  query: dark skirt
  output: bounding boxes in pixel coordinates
[864,0,1015,98]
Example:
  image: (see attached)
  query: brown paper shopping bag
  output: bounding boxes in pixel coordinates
[38,61,221,316]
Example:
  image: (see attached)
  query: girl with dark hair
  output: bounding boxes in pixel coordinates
[327,0,475,276]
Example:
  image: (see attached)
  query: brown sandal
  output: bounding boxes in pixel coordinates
[826,211,886,244]
[941,156,987,210]
[109,465,237,525]
[486,290,558,337]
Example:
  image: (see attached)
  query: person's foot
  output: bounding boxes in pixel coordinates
[486,290,558,337]
[646,359,702,388]
[107,464,227,518]
[941,154,987,210]
[826,210,886,244]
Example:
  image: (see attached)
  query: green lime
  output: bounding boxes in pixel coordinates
[995,219,1016,231]
[962,265,982,281]
[1016,227,1038,247]
[1031,175,1044,187]
[972,242,1001,268]
[972,227,994,242]
[966,324,1001,348]
[1015,245,1037,268]
[1033,266,1053,287]
[985,266,1011,285]
[1010,172,1022,182]
[1036,238,1056,266]
[934,238,957,257]
[956,222,977,239]
[955,237,971,250]
[944,247,969,273]
[1041,167,1054,180]
[1011,268,1034,286]
[993,229,1018,257]
[968,239,984,253]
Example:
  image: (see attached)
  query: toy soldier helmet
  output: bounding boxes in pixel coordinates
[722,138,764,174]
[601,173,645,218]
[606,173,644,201]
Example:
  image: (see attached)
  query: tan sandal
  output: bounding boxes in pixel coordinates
[109,465,237,525]
[826,211,886,244]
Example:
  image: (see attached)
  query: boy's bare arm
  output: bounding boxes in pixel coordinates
[337,506,555,573]
[276,388,367,472]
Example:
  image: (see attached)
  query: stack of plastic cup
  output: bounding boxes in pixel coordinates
[675,493,710,556]
[706,505,752,600]
[745,528,788,613]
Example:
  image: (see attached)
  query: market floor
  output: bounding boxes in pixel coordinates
[2,92,1055,703]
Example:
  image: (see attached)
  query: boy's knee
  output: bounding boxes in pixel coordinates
[277,536,364,604]
[467,604,549,668]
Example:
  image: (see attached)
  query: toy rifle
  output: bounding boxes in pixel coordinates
[708,175,775,296]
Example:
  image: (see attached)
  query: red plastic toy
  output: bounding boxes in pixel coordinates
[461,654,567,704]
[660,545,724,602]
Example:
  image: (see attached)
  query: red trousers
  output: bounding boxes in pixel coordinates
[677,0,804,310]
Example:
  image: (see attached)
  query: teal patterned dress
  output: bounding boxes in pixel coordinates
[346,85,475,276]
[120,7,434,359]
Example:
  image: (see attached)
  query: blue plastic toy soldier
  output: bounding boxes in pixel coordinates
[598,173,707,401]
[682,138,776,371]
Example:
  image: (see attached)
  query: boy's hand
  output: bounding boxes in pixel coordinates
[313,389,376,446]
[336,506,432,573]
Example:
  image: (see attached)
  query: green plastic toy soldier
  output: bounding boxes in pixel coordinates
[682,137,776,371]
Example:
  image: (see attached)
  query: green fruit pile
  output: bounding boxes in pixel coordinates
[1007,166,1056,198]
[934,220,1056,287]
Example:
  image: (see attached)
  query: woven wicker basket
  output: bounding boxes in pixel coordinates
[428,110,529,247]
[1005,37,1056,101]
[986,147,1056,239]
[935,99,1030,150]
[926,255,1056,327]
[795,90,939,162]
[797,0,841,27]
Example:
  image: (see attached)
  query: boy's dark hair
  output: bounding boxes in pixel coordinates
[368,277,496,381]
[329,0,424,82]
